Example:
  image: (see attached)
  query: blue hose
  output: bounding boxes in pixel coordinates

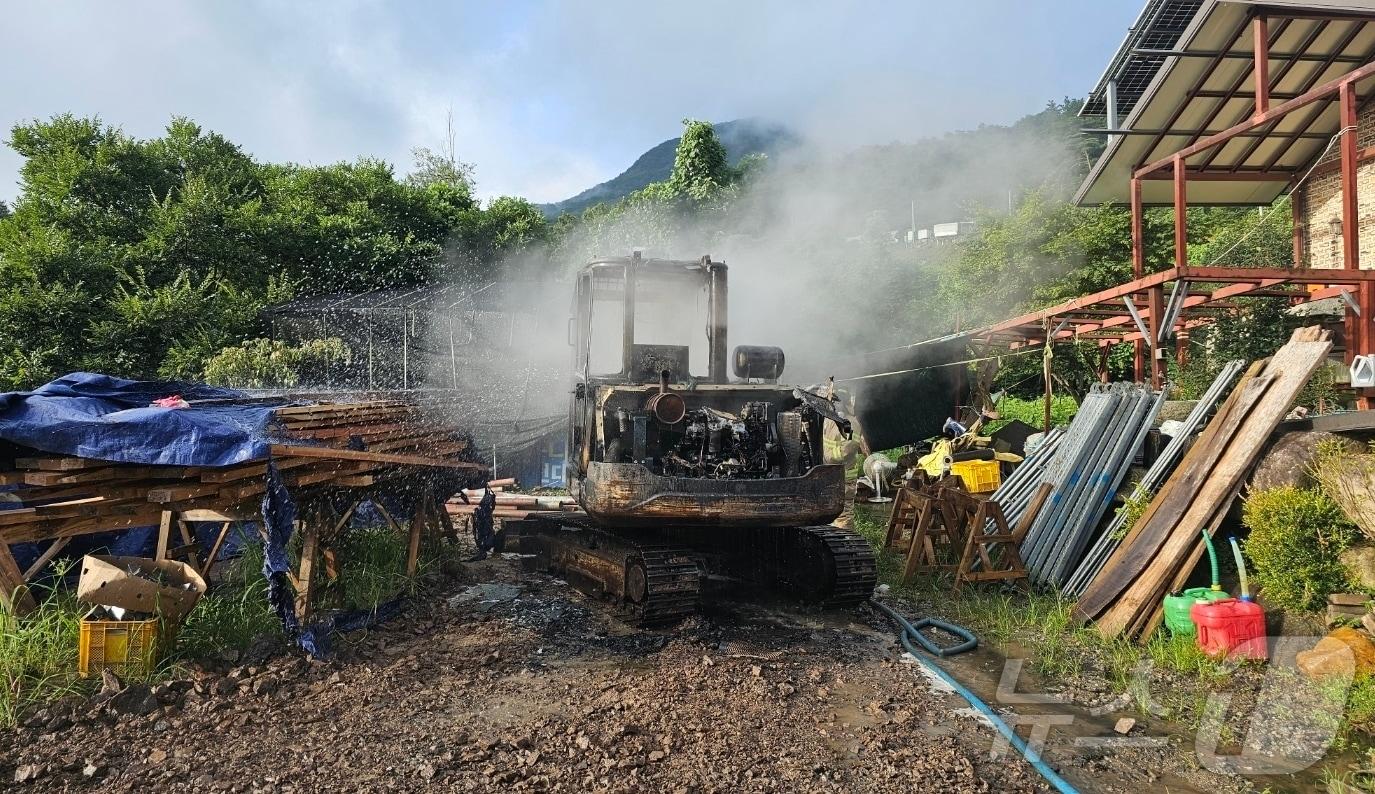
[870,599,1081,794]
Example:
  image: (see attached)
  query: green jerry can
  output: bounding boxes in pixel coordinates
[1162,528,1229,637]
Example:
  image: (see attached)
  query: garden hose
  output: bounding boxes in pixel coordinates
[1229,536,1252,601]
[1201,528,1222,591]
[870,599,1080,794]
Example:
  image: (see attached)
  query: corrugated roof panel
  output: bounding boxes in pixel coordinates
[1075,0,1375,207]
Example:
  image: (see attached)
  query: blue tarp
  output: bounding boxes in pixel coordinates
[0,372,279,466]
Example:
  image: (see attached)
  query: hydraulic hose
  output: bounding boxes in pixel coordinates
[870,599,1081,794]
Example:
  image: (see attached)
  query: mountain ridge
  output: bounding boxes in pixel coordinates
[538,118,799,218]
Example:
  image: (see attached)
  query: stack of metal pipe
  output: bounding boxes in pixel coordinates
[982,427,1064,532]
[1018,383,1167,588]
[1061,360,1245,596]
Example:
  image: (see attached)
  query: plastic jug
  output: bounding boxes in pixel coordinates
[1191,598,1267,660]
[1164,587,1230,636]
[1162,529,1230,636]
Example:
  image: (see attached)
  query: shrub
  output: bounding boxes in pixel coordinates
[985,395,1077,433]
[1242,486,1360,612]
[203,337,350,389]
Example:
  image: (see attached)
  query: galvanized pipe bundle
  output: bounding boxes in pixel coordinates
[1019,383,1166,588]
[981,427,1064,533]
[1061,360,1245,596]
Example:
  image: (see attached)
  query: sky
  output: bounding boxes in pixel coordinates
[0,1,1137,205]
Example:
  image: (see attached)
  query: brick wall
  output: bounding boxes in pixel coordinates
[1297,101,1375,269]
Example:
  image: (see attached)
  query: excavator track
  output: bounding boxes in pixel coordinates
[506,515,876,624]
[772,525,879,608]
[625,546,701,625]
[507,516,701,627]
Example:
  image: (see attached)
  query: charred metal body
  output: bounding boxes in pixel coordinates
[517,254,876,622]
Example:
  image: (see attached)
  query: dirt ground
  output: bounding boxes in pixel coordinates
[0,553,1256,793]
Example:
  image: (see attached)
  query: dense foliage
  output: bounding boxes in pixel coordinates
[0,114,547,387]
[1242,486,1360,612]
[0,104,1320,393]
[203,337,350,389]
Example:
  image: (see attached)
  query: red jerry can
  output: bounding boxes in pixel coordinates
[1190,598,1267,660]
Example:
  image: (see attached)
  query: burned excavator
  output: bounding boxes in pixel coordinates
[504,253,878,624]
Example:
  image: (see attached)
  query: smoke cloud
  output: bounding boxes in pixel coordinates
[422,108,1083,467]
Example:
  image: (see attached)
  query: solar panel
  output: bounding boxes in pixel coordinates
[1083,0,1206,117]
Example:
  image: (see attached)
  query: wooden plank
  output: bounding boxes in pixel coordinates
[282,460,376,488]
[0,541,36,614]
[181,508,256,522]
[295,518,320,622]
[22,537,70,580]
[1095,330,1332,638]
[271,400,410,418]
[155,510,174,561]
[148,483,223,503]
[269,444,485,470]
[14,456,108,472]
[1128,475,1249,638]
[1074,364,1271,621]
[0,506,165,543]
[333,475,377,487]
[23,465,202,487]
[199,463,269,484]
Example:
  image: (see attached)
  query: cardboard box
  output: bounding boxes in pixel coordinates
[76,555,206,622]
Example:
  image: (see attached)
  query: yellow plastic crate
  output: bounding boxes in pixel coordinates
[950,458,1001,493]
[78,612,165,678]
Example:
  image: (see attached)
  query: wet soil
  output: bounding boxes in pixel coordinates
[0,552,1286,792]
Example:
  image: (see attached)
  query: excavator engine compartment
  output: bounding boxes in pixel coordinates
[602,388,827,481]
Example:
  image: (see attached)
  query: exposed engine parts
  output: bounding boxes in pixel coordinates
[603,394,832,480]
[663,403,777,479]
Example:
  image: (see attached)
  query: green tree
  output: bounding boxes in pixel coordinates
[666,119,734,202]
[0,114,550,387]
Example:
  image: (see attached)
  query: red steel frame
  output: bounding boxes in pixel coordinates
[972,9,1375,405]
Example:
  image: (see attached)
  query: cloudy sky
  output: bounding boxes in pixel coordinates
[0,1,1135,204]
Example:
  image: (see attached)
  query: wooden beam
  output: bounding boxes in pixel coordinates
[1138,169,1295,181]
[22,537,70,581]
[270,445,485,470]
[1342,80,1361,271]
[200,522,233,580]
[0,542,35,614]
[154,510,173,561]
[1253,16,1272,116]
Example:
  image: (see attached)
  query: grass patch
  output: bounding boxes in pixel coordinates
[986,395,1077,433]
[0,561,92,727]
[856,503,1232,712]
[0,519,448,727]
[175,542,280,661]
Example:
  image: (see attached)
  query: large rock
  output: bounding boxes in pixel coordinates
[1343,544,1375,590]
[1296,627,1375,681]
[1250,431,1359,492]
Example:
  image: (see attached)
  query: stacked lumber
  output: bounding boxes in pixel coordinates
[445,480,578,521]
[0,399,485,594]
[1073,327,1333,639]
